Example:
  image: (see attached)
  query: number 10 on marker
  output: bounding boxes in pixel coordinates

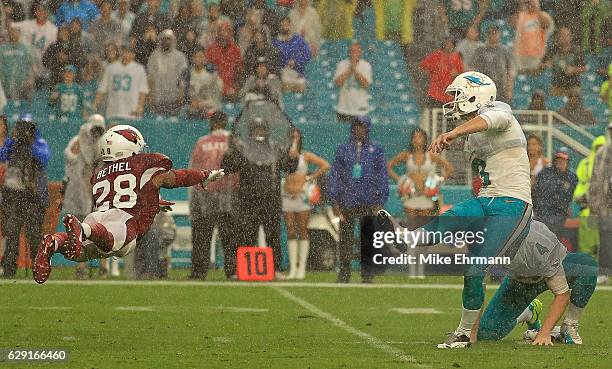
[236,247,275,281]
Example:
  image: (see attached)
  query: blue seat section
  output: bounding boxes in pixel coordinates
[306,39,419,126]
[514,68,610,123]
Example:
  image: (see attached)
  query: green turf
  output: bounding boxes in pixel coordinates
[1,270,611,369]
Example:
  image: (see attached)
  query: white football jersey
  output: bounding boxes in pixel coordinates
[98,61,149,120]
[13,20,57,63]
[506,220,567,285]
[465,101,532,204]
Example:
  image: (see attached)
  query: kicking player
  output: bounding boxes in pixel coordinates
[33,125,224,284]
[476,220,597,346]
[389,71,533,347]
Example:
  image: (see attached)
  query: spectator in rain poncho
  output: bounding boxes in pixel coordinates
[62,114,105,218]
[221,117,298,278]
[589,124,612,284]
[574,135,605,256]
[62,114,106,279]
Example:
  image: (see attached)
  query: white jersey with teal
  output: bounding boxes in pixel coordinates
[98,61,149,120]
[13,20,57,65]
[465,101,532,204]
[507,220,567,283]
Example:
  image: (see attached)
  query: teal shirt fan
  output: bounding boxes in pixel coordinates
[52,83,85,120]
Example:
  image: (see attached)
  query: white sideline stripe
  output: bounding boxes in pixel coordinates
[272,286,429,368]
[391,308,443,315]
[24,306,73,310]
[115,306,156,312]
[211,306,268,313]
[1,279,612,292]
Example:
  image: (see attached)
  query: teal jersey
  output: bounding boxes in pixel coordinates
[54,83,84,120]
[0,43,34,99]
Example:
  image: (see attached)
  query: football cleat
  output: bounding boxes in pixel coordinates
[527,299,543,331]
[437,331,471,348]
[33,235,56,284]
[560,320,582,345]
[63,214,83,260]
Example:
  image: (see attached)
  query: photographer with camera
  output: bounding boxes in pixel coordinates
[0,114,50,278]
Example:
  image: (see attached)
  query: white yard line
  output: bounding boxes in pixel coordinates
[391,308,443,315]
[1,279,612,291]
[115,306,156,312]
[272,286,430,369]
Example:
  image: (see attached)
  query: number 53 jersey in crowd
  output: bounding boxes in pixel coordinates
[97,61,149,120]
[91,153,172,237]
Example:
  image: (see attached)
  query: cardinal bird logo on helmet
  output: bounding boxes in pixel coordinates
[116,129,140,144]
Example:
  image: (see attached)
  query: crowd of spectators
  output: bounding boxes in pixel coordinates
[0,0,611,126]
[0,0,322,120]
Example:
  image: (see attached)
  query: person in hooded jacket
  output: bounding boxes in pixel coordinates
[62,114,106,278]
[0,114,50,278]
[221,117,298,278]
[589,124,612,284]
[574,135,605,256]
[327,116,389,283]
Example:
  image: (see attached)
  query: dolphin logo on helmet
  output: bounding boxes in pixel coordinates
[442,71,497,120]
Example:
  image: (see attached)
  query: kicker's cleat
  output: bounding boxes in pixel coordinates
[33,235,56,284]
[437,331,471,348]
[560,320,582,345]
[527,299,543,331]
[63,214,83,260]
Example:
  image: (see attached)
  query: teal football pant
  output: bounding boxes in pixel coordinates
[422,197,532,310]
[478,252,598,341]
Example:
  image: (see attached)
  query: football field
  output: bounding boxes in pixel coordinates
[1,270,611,369]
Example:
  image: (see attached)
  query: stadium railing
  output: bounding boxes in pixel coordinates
[425,108,596,186]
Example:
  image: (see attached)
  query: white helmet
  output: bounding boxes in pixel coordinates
[442,71,496,120]
[99,125,146,162]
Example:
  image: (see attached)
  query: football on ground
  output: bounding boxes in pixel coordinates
[1,269,611,369]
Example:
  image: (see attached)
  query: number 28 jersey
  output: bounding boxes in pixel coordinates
[91,153,172,235]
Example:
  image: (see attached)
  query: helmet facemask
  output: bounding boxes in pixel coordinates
[443,87,470,120]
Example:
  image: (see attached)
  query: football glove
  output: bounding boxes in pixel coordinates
[202,169,225,190]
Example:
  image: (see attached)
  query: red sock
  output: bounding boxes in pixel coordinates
[89,223,115,252]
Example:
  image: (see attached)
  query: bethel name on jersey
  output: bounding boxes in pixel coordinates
[96,161,132,180]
